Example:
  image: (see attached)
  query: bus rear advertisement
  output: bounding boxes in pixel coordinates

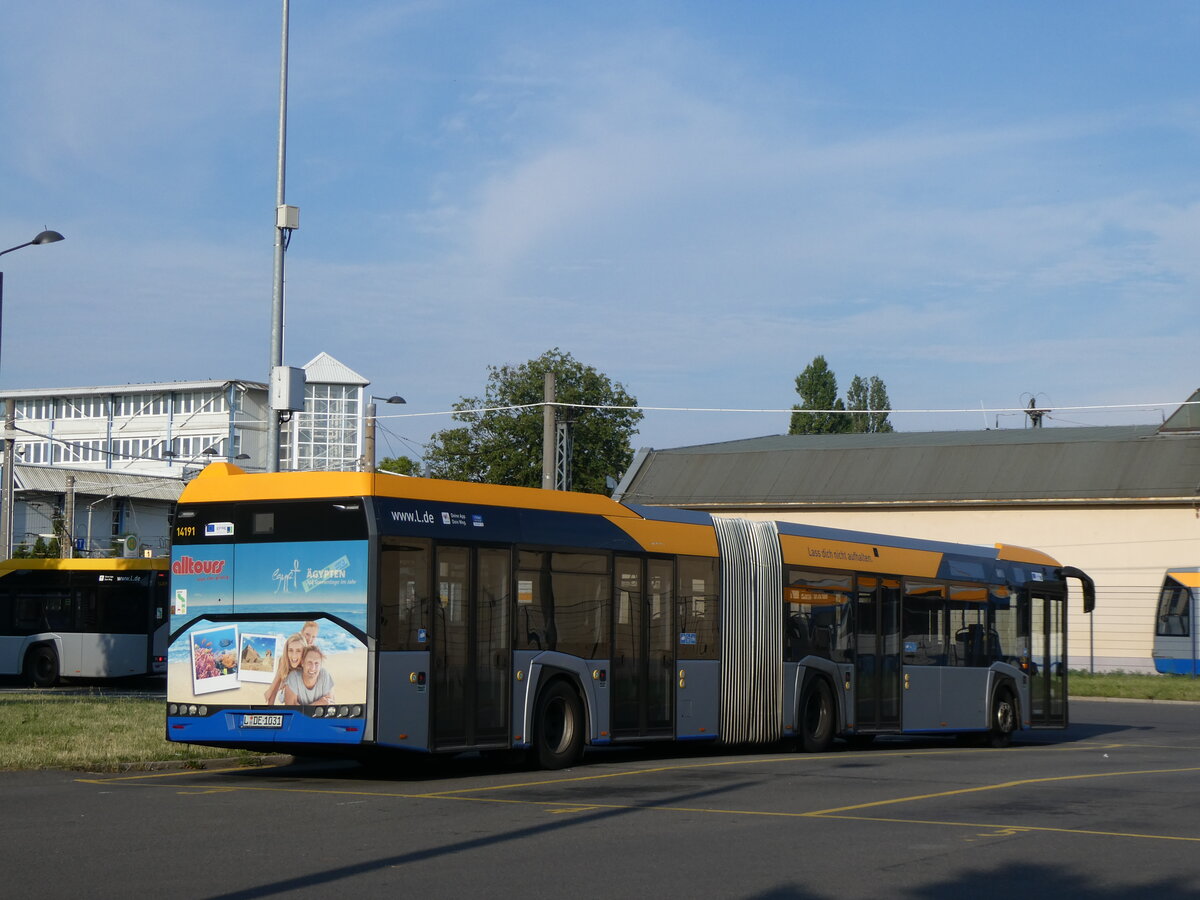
[166,464,1095,768]
[167,538,369,742]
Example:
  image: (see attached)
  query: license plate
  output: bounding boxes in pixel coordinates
[241,714,284,729]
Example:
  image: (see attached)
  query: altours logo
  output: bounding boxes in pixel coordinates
[172,556,227,576]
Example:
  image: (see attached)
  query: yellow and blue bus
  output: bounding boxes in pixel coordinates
[165,464,1094,767]
[0,557,169,685]
[1152,568,1198,676]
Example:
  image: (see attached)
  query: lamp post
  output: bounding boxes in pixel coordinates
[363,395,406,473]
[1,229,65,560]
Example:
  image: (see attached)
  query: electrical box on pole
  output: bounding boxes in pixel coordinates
[270,366,306,412]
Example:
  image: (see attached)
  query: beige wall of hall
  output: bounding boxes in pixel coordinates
[736,506,1200,674]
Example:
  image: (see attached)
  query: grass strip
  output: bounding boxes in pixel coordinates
[1068,670,1200,702]
[0,694,266,771]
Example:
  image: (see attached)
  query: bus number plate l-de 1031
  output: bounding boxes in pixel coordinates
[241,714,283,728]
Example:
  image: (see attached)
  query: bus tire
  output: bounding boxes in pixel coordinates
[25,645,59,688]
[798,677,835,753]
[533,679,584,770]
[987,688,1017,748]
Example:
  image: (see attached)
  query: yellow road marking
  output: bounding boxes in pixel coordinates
[805,764,1200,816]
[408,744,1050,798]
[814,813,1200,843]
[72,743,1200,844]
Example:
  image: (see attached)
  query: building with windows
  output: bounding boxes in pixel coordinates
[280,352,370,471]
[0,353,377,556]
[613,395,1200,674]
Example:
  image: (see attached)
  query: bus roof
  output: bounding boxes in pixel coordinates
[180,464,642,519]
[179,464,1064,578]
[0,557,167,573]
[1165,568,1200,588]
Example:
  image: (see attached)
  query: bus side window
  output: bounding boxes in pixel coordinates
[677,556,718,660]
[379,541,431,652]
[13,594,42,634]
[902,581,946,666]
[1156,584,1191,637]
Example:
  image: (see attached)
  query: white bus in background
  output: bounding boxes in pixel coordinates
[0,558,168,685]
[1153,568,1199,676]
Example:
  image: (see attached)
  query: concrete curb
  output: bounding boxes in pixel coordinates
[98,754,295,774]
[1069,695,1200,704]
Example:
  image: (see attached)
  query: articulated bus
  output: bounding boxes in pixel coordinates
[165,464,1095,768]
[1153,568,1198,675]
[0,558,169,685]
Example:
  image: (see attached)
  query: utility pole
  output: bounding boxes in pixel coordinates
[267,0,298,472]
[62,475,75,558]
[1,399,13,559]
[363,401,377,473]
[541,372,555,489]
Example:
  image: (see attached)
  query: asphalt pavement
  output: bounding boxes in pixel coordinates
[2,698,1198,899]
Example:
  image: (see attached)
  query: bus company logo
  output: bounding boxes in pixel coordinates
[172,556,227,576]
[391,508,435,525]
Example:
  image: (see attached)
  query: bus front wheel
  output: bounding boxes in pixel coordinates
[798,677,835,753]
[25,645,59,688]
[534,680,584,770]
[987,688,1016,748]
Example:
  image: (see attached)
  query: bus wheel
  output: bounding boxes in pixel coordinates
[25,645,59,688]
[534,680,584,770]
[798,678,834,753]
[987,688,1016,748]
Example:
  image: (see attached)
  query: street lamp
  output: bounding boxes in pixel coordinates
[363,394,406,473]
[1,229,66,559]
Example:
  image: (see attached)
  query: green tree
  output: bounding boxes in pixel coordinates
[789,356,848,434]
[845,375,894,433]
[379,456,422,476]
[424,348,643,494]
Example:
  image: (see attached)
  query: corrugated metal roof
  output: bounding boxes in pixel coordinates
[0,379,264,400]
[14,465,184,502]
[302,352,368,386]
[616,425,1200,507]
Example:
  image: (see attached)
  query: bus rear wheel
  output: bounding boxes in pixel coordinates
[798,677,834,753]
[25,645,59,688]
[534,680,584,770]
[987,688,1016,748]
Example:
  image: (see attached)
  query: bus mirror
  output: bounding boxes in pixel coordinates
[1059,566,1096,615]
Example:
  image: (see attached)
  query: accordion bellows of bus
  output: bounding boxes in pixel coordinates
[0,557,169,685]
[165,463,1095,769]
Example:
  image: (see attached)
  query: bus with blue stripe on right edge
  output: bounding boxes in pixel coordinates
[1153,568,1198,676]
[165,463,1095,768]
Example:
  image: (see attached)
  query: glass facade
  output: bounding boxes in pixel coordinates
[285,383,363,471]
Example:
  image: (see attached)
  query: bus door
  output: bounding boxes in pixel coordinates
[1028,589,1066,727]
[854,576,901,731]
[431,546,511,749]
[612,556,674,738]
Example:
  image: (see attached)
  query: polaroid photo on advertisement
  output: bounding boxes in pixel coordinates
[237,633,283,684]
[190,623,240,695]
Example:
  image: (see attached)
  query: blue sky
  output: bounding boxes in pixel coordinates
[3,1,1199,460]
